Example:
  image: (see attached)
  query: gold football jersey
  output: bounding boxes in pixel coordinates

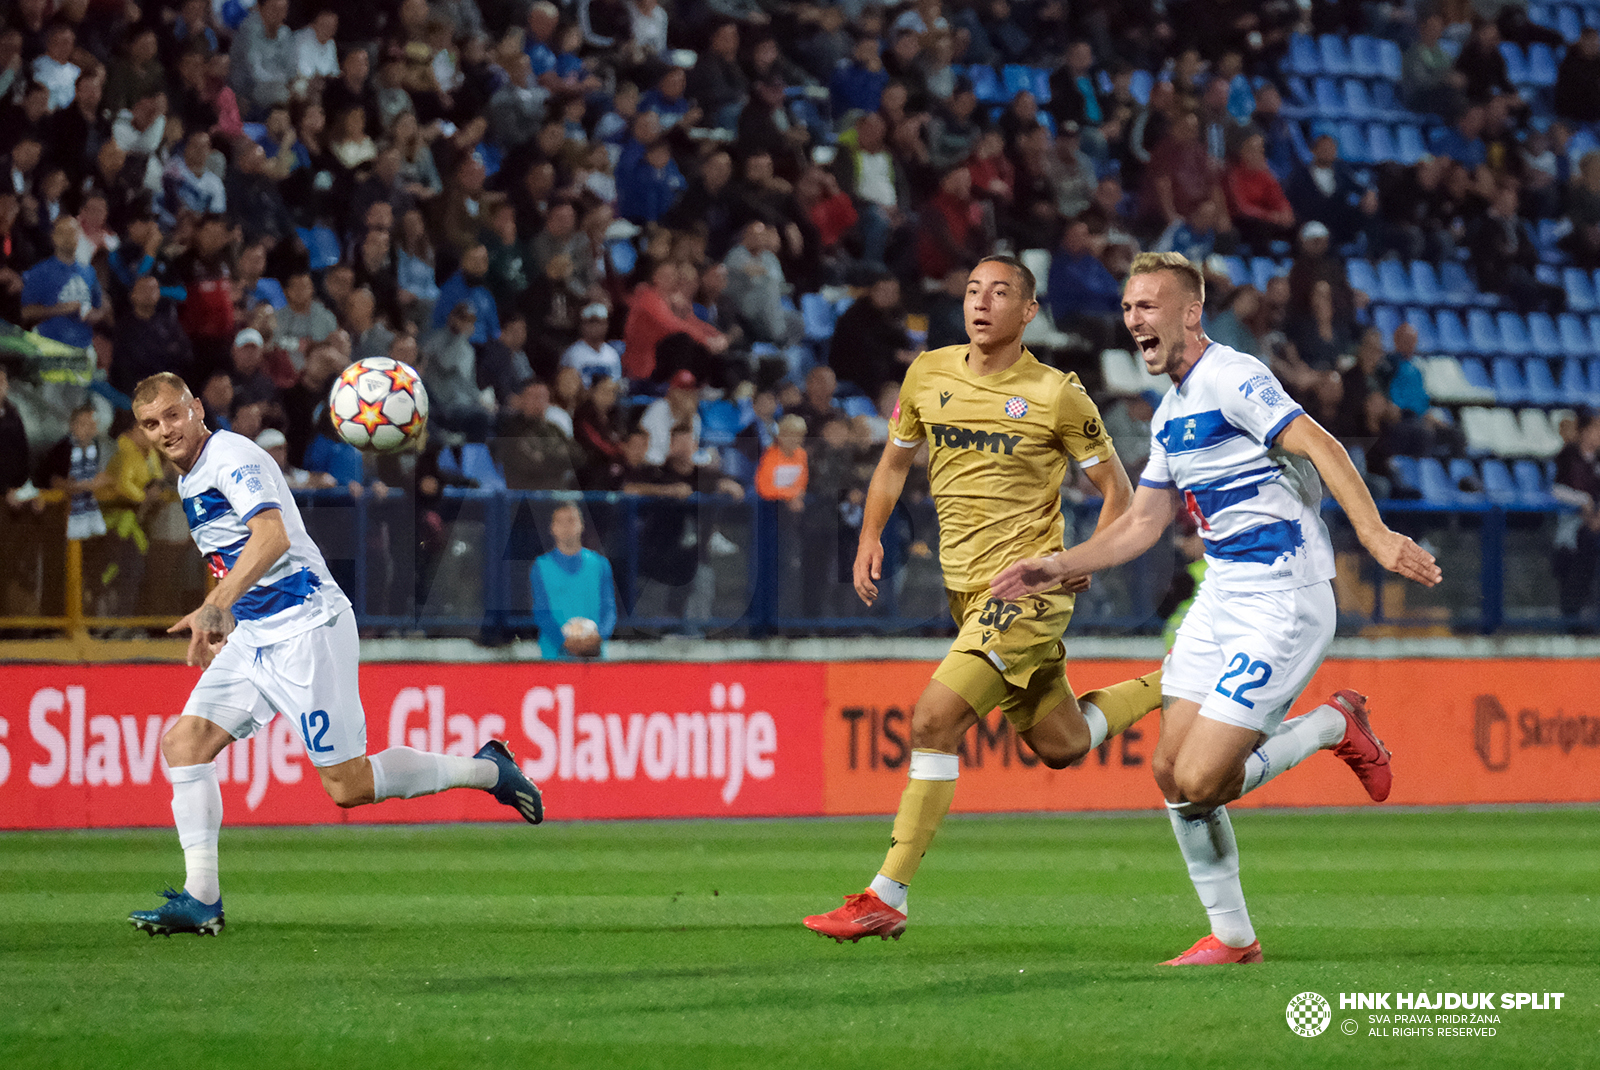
[889,344,1116,591]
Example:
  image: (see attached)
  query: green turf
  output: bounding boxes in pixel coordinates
[2,809,1596,1070]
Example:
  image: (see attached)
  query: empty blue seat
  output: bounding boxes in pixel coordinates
[1480,457,1518,503]
[434,445,462,478]
[1513,459,1555,505]
[1418,458,1462,504]
[1002,64,1034,99]
[1347,258,1379,295]
[1377,259,1413,304]
[1528,42,1560,85]
[1369,80,1406,120]
[1319,34,1354,76]
[1562,267,1597,312]
[1395,123,1428,164]
[1460,356,1496,393]
[459,443,506,490]
[1404,307,1438,352]
[1497,310,1533,354]
[1367,122,1398,161]
[1343,80,1377,120]
[1378,38,1404,82]
[1284,74,1314,108]
[1409,260,1445,305]
[1589,312,1600,355]
[1438,261,1478,306]
[1500,41,1533,84]
[1349,35,1384,78]
[1560,358,1596,406]
[1129,68,1153,105]
[1219,255,1250,287]
[1590,355,1600,400]
[296,225,342,271]
[1491,357,1531,403]
[1249,256,1281,292]
[840,395,878,418]
[1030,66,1051,104]
[1286,33,1321,75]
[1314,76,1346,117]
[968,64,1005,103]
[1389,455,1423,496]
[1373,304,1402,347]
[1469,308,1505,354]
[1436,308,1470,352]
[1338,120,1371,162]
[801,292,838,341]
[1525,358,1562,405]
[1558,5,1584,41]
[1559,312,1597,356]
[1528,311,1565,358]
[698,399,745,446]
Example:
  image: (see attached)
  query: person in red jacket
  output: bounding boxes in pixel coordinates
[915,165,992,286]
[1225,133,1297,251]
[620,257,728,384]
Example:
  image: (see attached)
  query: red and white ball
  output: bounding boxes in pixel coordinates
[328,357,429,452]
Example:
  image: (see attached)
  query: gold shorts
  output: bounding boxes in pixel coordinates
[931,586,1076,733]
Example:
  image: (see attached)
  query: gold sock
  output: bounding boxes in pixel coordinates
[1079,669,1163,740]
[879,761,958,886]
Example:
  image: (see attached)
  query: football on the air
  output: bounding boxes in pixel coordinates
[328,357,429,452]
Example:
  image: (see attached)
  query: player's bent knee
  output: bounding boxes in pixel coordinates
[1174,767,1236,809]
[317,758,375,808]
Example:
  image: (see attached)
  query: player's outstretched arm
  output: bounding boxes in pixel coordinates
[991,483,1180,600]
[854,441,917,606]
[1276,414,1442,587]
[169,509,293,666]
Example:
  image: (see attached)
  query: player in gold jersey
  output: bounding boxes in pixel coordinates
[804,255,1164,942]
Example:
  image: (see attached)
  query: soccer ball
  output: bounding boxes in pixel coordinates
[328,357,429,452]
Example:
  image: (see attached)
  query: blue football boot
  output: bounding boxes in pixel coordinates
[475,739,545,824]
[129,887,224,936]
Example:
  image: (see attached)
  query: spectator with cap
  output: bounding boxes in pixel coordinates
[638,368,712,465]
[531,501,616,659]
[561,303,623,386]
[256,427,321,489]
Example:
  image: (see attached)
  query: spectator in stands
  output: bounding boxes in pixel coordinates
[616,136,686,225]
[226,141,295,247]
[829,272,917,399]
[831,30,890,118]
[833,111,911,273]
[916,164,990,287]
[109,274,194,396]
[21,217,105,350]
[304,409,388,499]
[1469,183,1565,313]
[791,364,841,436]
[1403,13,1469,119]
[44,68,106,190]
[532,501,616,659]
[690,20,750,130]
[1049,40,1105,143]
[0,190,38,324]
[1454,18,1524,111]
[723,219,802,353]
[1552,413,1600,632]
[494,377,576,490]
[0,361,44,615]
[276,270,339,368]
[1555,28,1600,126]
[529,200,593,308]
[637,368,704,464]
[37,402,109,543]
[1140,110,1227,233]
[561,303,623,386]
[755,413,809,512]
[229,0,295,118]
[31,22,78,113]
[422,301,496,442]
[433,243,501,346]
[228,327,279,408]
[1379,153,1456,262]
[1284,133,1377,247]
[1047,217,1124,351]
[1334,326,1390,440]
[572,375,626,484]
[1224,132,1296,251]
[489,53,549,153]
[622,259,729,383]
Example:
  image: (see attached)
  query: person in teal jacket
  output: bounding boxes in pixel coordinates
[531,501,616,659]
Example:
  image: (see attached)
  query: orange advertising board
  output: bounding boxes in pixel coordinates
[821,659,1600,814]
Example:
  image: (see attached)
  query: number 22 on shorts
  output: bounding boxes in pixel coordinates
[1215,653,1273,708]
[299,709,336,754]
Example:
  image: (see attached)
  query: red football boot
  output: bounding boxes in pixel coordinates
[803,890,908,943]
[1328,689,1393,802]
[1160,934,1264,965]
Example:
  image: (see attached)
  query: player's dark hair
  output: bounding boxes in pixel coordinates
[974,253,1036,304]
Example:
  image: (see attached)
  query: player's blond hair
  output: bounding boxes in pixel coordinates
[130,372,192,410]
[1127,251,1205,305]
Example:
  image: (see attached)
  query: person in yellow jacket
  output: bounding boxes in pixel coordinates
[96,410,170,615]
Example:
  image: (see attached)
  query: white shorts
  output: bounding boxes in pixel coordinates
[182,611,368,767]
[1162,580,1336,735]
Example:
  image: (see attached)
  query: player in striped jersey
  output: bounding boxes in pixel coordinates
[993,252,1441,964]
[125,373,544,937]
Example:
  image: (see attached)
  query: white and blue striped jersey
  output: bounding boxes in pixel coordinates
[1140,342,1336,592]
[179,430,350,645]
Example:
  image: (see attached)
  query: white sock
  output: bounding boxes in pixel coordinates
[368,747,498,801]
[1241,706,1345,795]
[869,873,909,911]
[1167,801,1255,948]
[1081,700,1109,750]
[169,762,222,906]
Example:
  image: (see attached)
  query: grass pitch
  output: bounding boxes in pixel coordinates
[2,809,1596,1070]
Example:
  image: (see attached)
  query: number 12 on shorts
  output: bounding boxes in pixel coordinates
[299,709,336,754]
[1215,653,1273,708]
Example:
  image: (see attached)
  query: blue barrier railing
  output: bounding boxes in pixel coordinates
[289,489,1578,639]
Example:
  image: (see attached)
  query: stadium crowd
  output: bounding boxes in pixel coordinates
[1,0,1599,630]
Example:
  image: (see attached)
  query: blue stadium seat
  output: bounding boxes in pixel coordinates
[1480,457,1518,504]
[1312,77,1345,118]
[1589,312,1600,356]
[1220,255,1251,287]
[1500,41,1533,84]
[1002,64,1034,99]
[1590,355,1600,401]
[1286,33,1321,75]
[1129,68,1154,105]
[1571,125,1600,159]
[1368,80,1406,119]
[1337,120,1370,162]
[1558,4,1584,43]
[1342,80,1377,120]
[1491,357,1530,403]
[1439,261,1479,306]
[1287,116,1315,162]
[1319,34,1354,76]
[1409,260,1445,305]
[1559,312,1597,357]
[801,292,839,341]
[459,443,506,491]
[1347,258,1379,296]
[1395,123,1428,164]
[1373,304,1401,346]
[840,395,877,419]
[1528,311,1565,359]
[1524,357,1562,405]
[1560,358,1596,406]
[1377,259,1413,304]
[1284,74,1314,110]
[1471,312,1504,357]
[1448,458,1486,501]
[1460,356,1496,394]
[1512,459,1556,505]
[1417,458,1462,504]
[1497,311,1534,354]
[1562,267,1597,312]
[1404,307,1439,352]
[1435,308,1470,352]
[296,226,342,271]
[1349,35,1384,78]
[434,445,462,479]
[1378,38,1404,82]
[1388,455,1423,496]
[1249,256,1281,292]
[1030,66,1052,104]
[1527,42,1560,86]
[698,399,745,446]
[1367,122,1398,162]
[968,64,1005,103]
[608,238,638,276]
